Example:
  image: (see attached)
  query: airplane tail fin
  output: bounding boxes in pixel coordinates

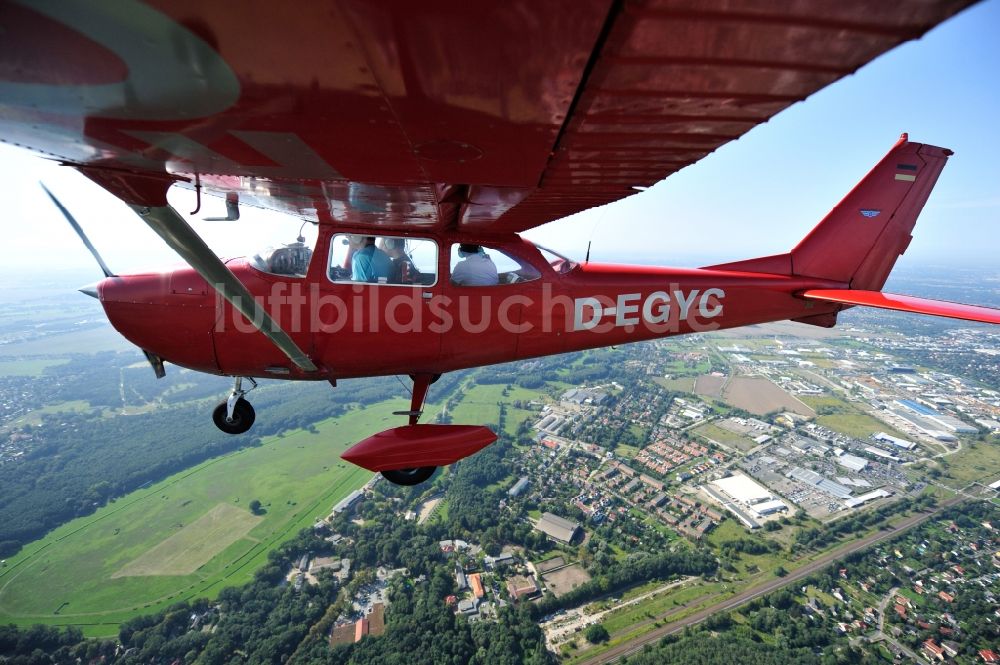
[700,136,1000,328]
[707,134,952,291]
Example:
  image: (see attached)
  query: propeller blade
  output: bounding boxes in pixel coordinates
[40,183,115,278]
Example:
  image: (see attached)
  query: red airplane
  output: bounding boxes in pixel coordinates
[3,1,997,485]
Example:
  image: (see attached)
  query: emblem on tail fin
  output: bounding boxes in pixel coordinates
[860,209,881,218]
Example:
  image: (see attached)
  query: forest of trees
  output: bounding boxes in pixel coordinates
[0,357,467,556]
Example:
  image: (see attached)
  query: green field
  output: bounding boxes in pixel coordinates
[446,382,544,437]
[2,399,93,431]
[800,395,908,440]
[0,401,410,635]
[693,422,756,451]
[0,358,70,376]
[113,503,262,578]
[941,440,1000,485]
[0,326,132,357]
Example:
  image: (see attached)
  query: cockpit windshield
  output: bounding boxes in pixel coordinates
[248,223,317,277]
[533,244,579,274]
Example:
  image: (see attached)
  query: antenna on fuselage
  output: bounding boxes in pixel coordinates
[584,204,608,265]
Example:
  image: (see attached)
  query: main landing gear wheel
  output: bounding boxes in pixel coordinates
[213,376,258,435]
[213,398,255,434]
[381,466,436,486]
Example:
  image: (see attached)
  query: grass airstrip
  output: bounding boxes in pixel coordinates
[0,398,423,637]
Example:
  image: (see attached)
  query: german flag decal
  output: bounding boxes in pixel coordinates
[895,163,918,182]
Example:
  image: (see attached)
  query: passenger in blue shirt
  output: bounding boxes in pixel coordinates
[348,235,392,283]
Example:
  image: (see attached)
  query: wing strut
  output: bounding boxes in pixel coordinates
[132,204,319,373]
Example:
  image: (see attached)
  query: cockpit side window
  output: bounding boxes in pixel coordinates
[449,244,541,287]
[328,233,438,286]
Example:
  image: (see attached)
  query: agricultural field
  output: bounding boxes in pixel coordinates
[693,422,756,452]
[652,376,697,393]
[721,376,815,417]
[693,374,725,398]
[0,401,407,635]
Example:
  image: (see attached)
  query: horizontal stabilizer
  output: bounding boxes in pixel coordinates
[801,289,1000,325]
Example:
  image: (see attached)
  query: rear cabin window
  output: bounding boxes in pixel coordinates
[328,234,438,286]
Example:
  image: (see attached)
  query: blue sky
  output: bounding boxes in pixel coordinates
[1,0,997,280]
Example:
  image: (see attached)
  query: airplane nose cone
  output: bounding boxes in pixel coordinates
[78,282,100,299]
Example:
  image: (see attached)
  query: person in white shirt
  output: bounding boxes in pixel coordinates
[451,244,498,286]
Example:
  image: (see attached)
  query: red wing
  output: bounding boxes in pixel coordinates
[0,1,976,232]
[802,290,1000,325]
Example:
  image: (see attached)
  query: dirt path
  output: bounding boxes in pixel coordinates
[542,577,694,650]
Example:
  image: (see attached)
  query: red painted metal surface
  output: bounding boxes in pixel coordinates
[0,1,976,231]
[341,425,498,472]
[802,290,1000,325]
[49,137,1000,473]
[3,4,990,475]
[790,137,953,288]
[89,137,997,388]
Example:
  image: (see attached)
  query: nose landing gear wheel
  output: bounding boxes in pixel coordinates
[381,466,436,486]
[213,398,255,434]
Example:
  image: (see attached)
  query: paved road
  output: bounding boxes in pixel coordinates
[578,497,962,664]
[872,586,922,662]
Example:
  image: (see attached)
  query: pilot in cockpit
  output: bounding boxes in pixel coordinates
[451,244,499,286]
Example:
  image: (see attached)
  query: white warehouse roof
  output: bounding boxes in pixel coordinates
[711,473,773,505]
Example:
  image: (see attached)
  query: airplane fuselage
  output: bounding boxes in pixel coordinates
[95,230,844,380]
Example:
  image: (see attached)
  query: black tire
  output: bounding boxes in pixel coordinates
[212,398,255,434]
[380,466,436,486]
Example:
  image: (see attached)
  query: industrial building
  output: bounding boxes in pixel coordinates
[844,489,891,508]
[893,400,977,437]
[750,499,787,516]
[711,473,773,504]
[703,483,760,529]
[873,432,917,451]
[836,453,868,472]
[787,467,852,499]
[560,388,608,406]
[709,473,787,521]
[864,445,901,461]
